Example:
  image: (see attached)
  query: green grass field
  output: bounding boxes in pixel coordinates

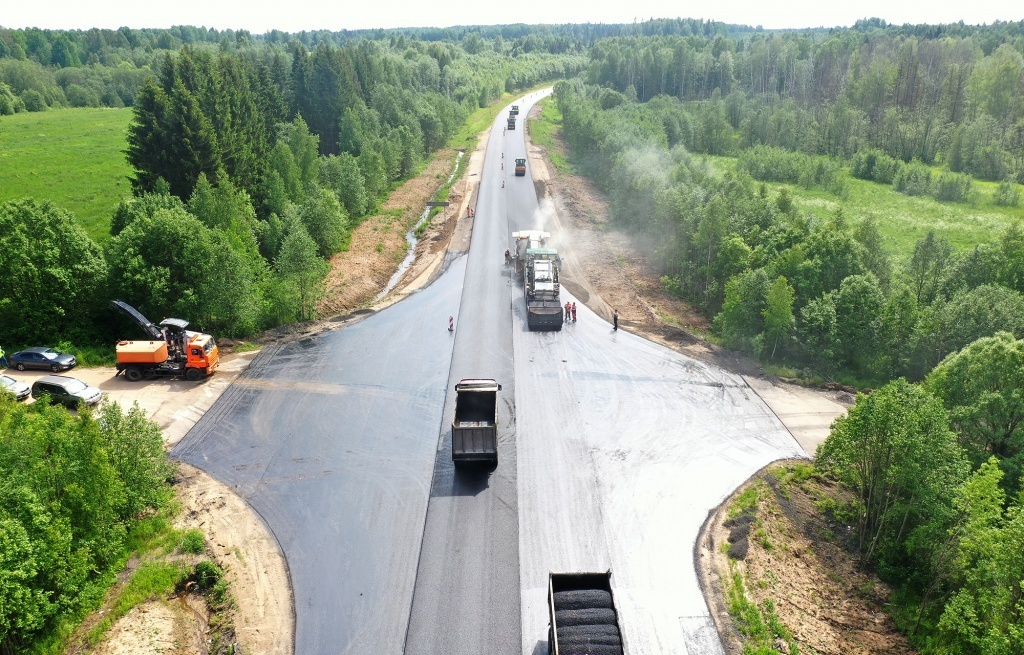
[0,108,133,242]
[700,155,1024,260]
[527,97,574,174]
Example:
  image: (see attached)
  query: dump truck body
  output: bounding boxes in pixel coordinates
[512,230,550,277]
[515,158,527,176]
[548,572,624,655]
[452,379,501,464]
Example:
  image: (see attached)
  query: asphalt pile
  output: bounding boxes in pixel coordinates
[552,590,623,655]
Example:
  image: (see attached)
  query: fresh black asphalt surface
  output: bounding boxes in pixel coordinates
[173,255,467,655]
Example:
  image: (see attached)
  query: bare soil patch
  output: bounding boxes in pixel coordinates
[318,148,468,317]
[700,464,916,655]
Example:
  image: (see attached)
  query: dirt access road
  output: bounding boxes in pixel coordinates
[65,90,848,655]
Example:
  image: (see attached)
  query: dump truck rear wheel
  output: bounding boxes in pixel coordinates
[185,368,203,382]
[125,368,143,382]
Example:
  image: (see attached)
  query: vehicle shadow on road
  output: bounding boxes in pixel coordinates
[530,639,548,655]
[429,462,494,498]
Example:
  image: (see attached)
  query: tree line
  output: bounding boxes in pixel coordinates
[0,25,585,116]
[582,26,1024,183]
[555,78,1024,383]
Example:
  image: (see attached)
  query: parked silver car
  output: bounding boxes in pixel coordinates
[0,374,31,401]
[31,375,102,408]
[10,347,77,372]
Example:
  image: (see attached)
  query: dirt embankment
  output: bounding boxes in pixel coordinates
[700,465,916,655]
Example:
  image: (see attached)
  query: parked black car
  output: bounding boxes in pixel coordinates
[9,347,77,372]
[31,375,102,408]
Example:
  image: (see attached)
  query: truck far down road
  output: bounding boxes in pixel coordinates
[451,379,501,464]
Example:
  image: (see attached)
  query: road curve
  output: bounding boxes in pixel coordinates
[172,257,466,655]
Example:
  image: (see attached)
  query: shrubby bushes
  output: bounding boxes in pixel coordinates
[738,145,847,196]
[814,332,1024,651]
[0,396,174,652]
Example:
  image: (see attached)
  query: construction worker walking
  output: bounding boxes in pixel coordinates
[571,302,577,323]
[564,302,571,323]
[0,344,7,368]
[613,310,619,331]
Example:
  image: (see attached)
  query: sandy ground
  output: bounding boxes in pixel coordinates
[3,350,257,447]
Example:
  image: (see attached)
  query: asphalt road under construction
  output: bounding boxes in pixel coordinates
[173,91,805,655]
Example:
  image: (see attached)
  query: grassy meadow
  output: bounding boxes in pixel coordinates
[0,107,133,242]
[700,154,1024,260]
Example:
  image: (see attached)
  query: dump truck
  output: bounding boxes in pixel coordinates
[111,300,219,382]
[515,157,527,176]
[548,572,624,655]
[511,104,520,115]
[451,379,501,464]
[508,115,516,130]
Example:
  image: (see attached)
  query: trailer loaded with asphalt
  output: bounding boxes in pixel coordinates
[548,572,624,655]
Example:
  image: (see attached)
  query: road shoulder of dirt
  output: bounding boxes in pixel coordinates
[699,463,917,655]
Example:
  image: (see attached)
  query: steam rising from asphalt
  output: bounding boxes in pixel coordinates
[530,197,567,254]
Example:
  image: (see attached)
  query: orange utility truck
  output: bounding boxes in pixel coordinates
[111,300,219,381]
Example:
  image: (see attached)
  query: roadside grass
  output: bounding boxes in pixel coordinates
[726,561,801,655]
[82,561,189,647]
[0,108,133,243]
[729,484,762,518]
[528,97,574,174]
[56,341,118,368]
[45,504,235,654]
[699,154,1024,259]
[446,83,554,153]
[724,482,800,655]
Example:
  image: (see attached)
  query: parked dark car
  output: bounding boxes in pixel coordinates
[9,347,77,372]
[0,374,31,401]
[31,375,102,408]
